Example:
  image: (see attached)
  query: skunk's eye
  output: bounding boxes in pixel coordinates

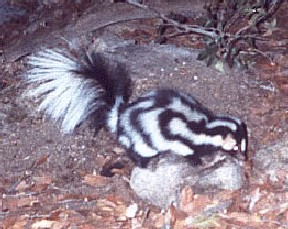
[233,145,239,151]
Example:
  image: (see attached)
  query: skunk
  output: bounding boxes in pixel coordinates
[25,48,248,167]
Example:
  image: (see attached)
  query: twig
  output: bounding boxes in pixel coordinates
[224,12,241,33]
[90,16,158,33]
[248,48,275,65]
[255,0,283,25]
[125,0,282,68]
[236,0,283,36]
[158,30,195,41]
[126,1,218,38]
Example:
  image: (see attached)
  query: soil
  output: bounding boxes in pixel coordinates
[0,1,287,228]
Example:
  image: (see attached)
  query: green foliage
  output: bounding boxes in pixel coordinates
[199,0,282,69]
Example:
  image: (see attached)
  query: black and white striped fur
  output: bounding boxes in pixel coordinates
[25,49,248,167]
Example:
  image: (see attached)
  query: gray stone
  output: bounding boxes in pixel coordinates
[252,136,288,185]
[130,153,245,209]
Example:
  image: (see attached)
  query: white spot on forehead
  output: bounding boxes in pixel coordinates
[241,138,247,152]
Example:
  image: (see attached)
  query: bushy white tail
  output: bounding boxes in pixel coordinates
[25,49,120,133]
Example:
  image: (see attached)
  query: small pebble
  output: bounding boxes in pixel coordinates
[125,203,138,218]
[117,216,127,222]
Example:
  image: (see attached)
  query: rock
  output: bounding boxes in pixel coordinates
[252,136,288,185]
[92,35,136,53]
[130,153,245,209]
[192,158,243,192]
[130,155,192,209]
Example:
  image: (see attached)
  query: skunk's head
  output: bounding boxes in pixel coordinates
[208,116,248,159]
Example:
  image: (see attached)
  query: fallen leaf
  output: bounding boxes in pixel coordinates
[113,147,126,155]
[116,215,127,222]
[249,106,271,115]
[31,220,56,229]
[222,212,263,226]
[80,224,98,229]
[180,187,211,215]
[185,215,221,228]
[4,219,27,229]
[33,176,53,184]
[30,155,49,169]
[153,212,165,228]
[106,194,125,205]
[83,174,109,186]
[15,180,30,192]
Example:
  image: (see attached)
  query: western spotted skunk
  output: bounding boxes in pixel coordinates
[25,49,248,167]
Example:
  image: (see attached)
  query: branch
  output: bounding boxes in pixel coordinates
[90,16,157,32]
[255,0,283,26]
[241,48,275,65]
[125,0,282,68]
[126,1,218,39]
[236,0,283,36]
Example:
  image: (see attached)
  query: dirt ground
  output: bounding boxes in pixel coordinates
[0,1,288,228]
